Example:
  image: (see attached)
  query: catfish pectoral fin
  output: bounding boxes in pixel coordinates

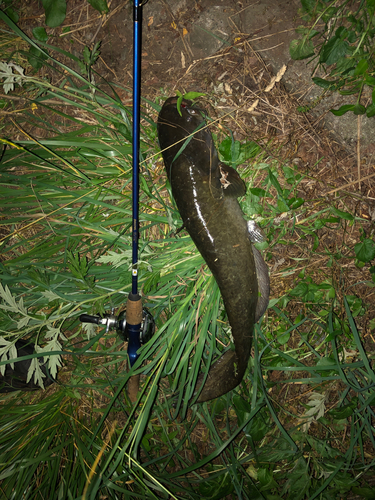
[219,163,246,197]
[193,350,248,403]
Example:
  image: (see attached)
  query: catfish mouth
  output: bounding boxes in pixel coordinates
[163,96,206,117]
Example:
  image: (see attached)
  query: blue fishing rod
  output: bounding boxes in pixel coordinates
[80,0,154,402]
[125,0,148,400]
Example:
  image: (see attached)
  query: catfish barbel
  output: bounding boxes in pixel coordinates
[157,96,269,402]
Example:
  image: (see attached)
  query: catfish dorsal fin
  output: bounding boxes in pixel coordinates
[219,162,246,198]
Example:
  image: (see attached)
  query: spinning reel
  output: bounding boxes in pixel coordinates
[79,307,155,364]
[79,307,155,343]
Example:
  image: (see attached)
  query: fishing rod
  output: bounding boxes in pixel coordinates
[80,0,154,401]
[126,0,150,400]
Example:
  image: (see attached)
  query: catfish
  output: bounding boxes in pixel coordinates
[157,96,269,402]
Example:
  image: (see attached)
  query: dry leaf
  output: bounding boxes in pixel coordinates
[264,64,287,92]
[224,83,232,95]
[247,99,259,112]
[181,51,186,69]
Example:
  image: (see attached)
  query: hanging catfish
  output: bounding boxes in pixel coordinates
[157,96,270,402]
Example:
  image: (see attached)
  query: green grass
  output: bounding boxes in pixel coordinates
[0,8,374,500]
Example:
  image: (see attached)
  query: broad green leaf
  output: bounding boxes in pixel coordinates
[312,77,338,90]
[366,103,375,118]
[231,140,240,164]
[268,169,283,195]
[320,29,349,65]
[277,331,290,345]
[353,58,368,76]
[365,75,375,86]
[218,137,241,165]
[258,468,278,491]
[87,0,109,14]
[333,56,356,75]
[346,29,357,43]
[277,196,289,213]
[289,37,314,60]
[354,238,375,262]
[301,0,316,14]
[249,187,266,197]
[235,400,269,441]
[353,103,366,115]
[233,394,251,420]
[309,29,320,39]
[245,414,269,441]
[27,45,48,70]
[330,104,355,116]
[328,398,358,419]
[288,197,304,210]
[33,27,48,42]
[345,295,365,317]
[289,282,308,298]
[4,7,19,23]
[331,207,354,220]
[42,0,66,27]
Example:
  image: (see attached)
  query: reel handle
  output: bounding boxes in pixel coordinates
[79,314,101,325]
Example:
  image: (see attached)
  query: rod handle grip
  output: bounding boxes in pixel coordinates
[128,374,140,403]
[126,293,143,325]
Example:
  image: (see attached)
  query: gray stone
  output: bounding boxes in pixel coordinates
[189,4,234,59]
